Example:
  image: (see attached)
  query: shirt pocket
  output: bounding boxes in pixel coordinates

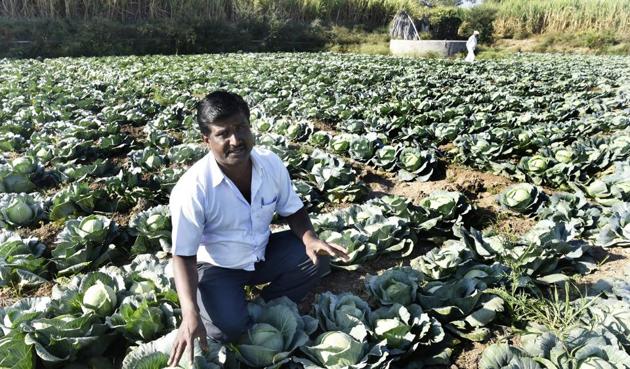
[258,195,277,228]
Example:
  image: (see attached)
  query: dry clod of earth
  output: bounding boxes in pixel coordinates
[16,221,63,249]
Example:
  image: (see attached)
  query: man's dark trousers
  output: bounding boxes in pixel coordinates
[196,230,322,342]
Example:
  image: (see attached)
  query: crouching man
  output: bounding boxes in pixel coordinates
[167,91,348,366]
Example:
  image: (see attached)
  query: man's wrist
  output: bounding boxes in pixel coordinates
[182,306,200,319]
[302,229,319,245]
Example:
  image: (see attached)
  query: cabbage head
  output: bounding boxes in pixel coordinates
[298,331,367,369]
[52,215,118,275]
[518,155,550,181]
[396,147,437,182]
[417,191,471,229]
[411,242,472,281]
[129,205,172,255]
[314,292,371,341]
[232,297,317,368]
[498,183,546,215]
[296,330,392,369]
[365,267,422,306]
[81,280,117,316]
[107,296,175,343]
[0,193,44,228]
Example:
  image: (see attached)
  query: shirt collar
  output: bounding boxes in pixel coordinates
[207,148,262,188]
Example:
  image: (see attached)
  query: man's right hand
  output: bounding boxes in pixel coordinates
[168,313,209,367]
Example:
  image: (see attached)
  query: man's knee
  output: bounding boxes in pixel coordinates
[214,317,249,343]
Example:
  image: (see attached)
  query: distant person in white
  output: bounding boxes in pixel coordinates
[167,91,349,367]
[465,30,480,62]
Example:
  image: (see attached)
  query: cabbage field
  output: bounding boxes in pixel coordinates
[1,53,629,369]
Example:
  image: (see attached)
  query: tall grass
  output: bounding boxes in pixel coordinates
[0,0,421,27]
[488,0,630,37]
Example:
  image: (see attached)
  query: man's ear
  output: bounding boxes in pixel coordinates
[202,135,210,144]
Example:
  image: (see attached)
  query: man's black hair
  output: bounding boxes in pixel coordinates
[196,91,250,137]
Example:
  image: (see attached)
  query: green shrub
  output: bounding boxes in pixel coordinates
[458,6,497,42]
[0,17,329,58]
[420,7,464,39]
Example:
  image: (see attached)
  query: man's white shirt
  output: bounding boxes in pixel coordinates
[169,147,304,270]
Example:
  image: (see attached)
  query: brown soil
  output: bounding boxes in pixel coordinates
[452,342,486,369]
[119,123,146,141]
[362,164,513,204]
[88,181,108,191]
[363,163,534,237]
[319,201,354,213]
[449,326,515,369]
[130,198,151,214]
[577,246,630,289]
[485,213,537,239]
[0,281,53,308]
[112,212,134,228]
[391,165,513,202]
[310,119,338,133]
[110,156,129,169]
[0,287,20,307]
[17,221,63,247]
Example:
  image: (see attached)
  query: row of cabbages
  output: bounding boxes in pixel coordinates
[0,254,180,369]
[247,55,629,169]
[255,133,367,204]
[252,115,439,183]
[455,123,630,190]
[0,204,172,288]
[0,115,201,200]
[0,117,368,215]
[479,268,630,369]
[1,246,451,369]
[496,164,630,248]
[311,192,471,269]
[0,191,501,369]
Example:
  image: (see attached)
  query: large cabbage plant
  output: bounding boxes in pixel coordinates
[417,191,471,233]
[0,230,47,288]
[121,330,224,369]
[313,292,372,341]
[128,205,172,255]
[295,331,390,369]
[48,182,104,221]
[232,297,317,369]
[369,303,444,358]
[396,147,437,182]
[365,267,422,306]
[479,344,540,369]
[23,313,115,367]
[597,203,630,247]
[521,327,630,369]
[498,183,547,215]
[418,277,504,341]
[0,193,45,228]
[51,215,119,275]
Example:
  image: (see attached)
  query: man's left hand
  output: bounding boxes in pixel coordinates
[304,235,350,265]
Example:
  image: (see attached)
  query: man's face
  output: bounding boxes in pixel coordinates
[203,112,255,168]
